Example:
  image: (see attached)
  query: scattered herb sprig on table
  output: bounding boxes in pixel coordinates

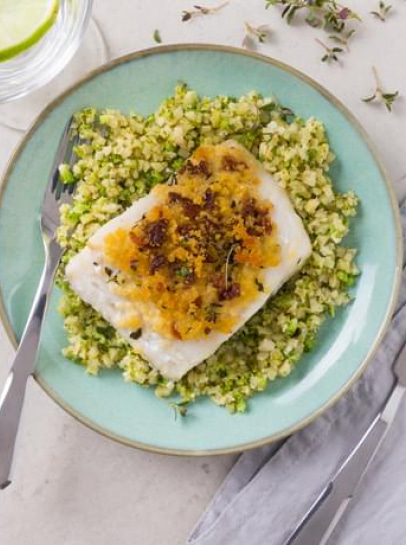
[242,22,271,49]
[265,1,361,63]
[182,1,229,22]
[362,67,400,112]
[370,1,392,21]
[265,0,361,32]
[315,38,344,63]
[328,28,355,50]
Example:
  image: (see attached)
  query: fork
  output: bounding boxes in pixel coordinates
[0,116,78,490]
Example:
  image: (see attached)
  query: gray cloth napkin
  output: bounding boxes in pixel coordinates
[188,201,406,545]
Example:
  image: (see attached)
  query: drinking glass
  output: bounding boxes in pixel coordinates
[0,0,109,131]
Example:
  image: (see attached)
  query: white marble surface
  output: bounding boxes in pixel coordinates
[0,1,405,543]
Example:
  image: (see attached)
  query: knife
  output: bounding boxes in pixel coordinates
[285,341,406,545]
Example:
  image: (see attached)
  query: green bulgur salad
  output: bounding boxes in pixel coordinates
[57,84,359,413]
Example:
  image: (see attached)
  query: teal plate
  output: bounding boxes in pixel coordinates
[0,46,402,455]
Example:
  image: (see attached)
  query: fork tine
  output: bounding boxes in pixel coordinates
[41,113,97,238]
[43,116,75,203]
[41,115,81,236]
[50,168,60,195]
[45,114,84,204]
[49,115,75,179]
[57,131,81,203]
[43,113,101,230]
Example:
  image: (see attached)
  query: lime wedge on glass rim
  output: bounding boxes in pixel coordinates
[0,0,60,63]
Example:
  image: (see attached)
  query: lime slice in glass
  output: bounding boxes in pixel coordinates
[0,0,60,62]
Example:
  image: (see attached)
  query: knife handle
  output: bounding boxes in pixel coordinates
[286,384,406,545]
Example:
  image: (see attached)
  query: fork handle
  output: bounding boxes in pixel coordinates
[0,238,62,489]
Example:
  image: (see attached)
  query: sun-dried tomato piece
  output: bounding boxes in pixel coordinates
[218,282,241,301]
[144,219,168,248]
[193,296,203,308]
[179,160,211,177]
[203,189,215,210]
[222,155,247,172]
[168,192,201,218]
[198,160,211,178]
[150,254,167,274]
[242,197,257,217]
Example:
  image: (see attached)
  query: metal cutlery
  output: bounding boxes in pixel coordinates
[286,340,406,545]
[0,117,78,490]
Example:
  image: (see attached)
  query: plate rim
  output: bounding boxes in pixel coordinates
[0,43,403,456]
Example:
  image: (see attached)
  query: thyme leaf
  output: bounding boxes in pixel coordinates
[130,328,143,340]
[153,29,162,43]
[255,278,265,292]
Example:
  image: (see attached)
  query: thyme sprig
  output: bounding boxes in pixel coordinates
[265,1,360,62]
[328,29,356,50]
[182,2,229,22]
[169,400,190,420]
[225,243,238,290]
[242,22,271,49]
[265,0,361,33]
[370,1,392,21]
[315,38,344,62]
[362,67,399,112]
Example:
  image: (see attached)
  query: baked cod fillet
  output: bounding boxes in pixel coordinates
[66,141,312,381]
